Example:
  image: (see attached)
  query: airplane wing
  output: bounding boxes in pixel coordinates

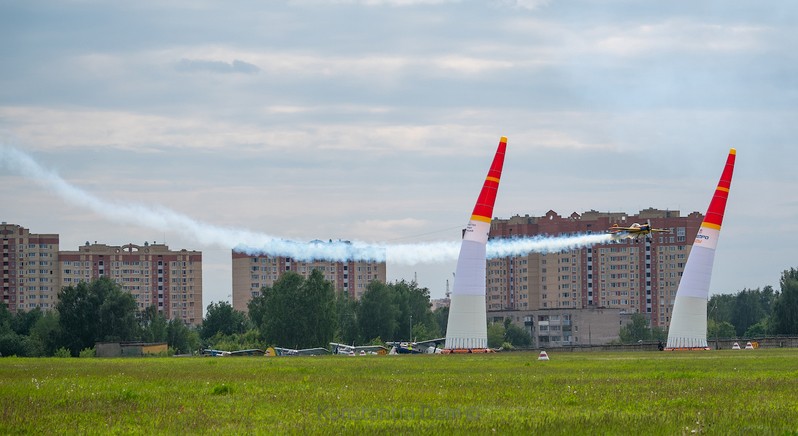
[273,347,296,356]
[201,349,231,357]
[330,343,387,355]
[386,338,446,354]
[228,349,266,356]
[296,347,330,356]
[329,342,353,354]
[358,345,388,355]
[413,337,446,347]
[274,347,330,356]
[414,338,446,354]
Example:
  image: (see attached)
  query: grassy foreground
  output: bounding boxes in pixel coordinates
[1,349,797,434]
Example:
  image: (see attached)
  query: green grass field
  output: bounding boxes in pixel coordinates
[2,349,797,434]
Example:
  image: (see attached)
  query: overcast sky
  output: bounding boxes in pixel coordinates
[2,0,797,310]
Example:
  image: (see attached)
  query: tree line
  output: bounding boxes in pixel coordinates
[0,271,453,356]
[6,266,795,356]
[0,277,200,357]
[707,267,798,339]
[616,267,798,343]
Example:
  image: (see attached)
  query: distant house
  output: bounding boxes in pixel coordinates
[95,342,169,357]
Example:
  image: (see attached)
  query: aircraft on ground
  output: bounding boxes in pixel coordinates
[329,342,388,356]
[386,338,445,354]
[273,346,330,356]
[608,220,671,241]
[201,349,231,357]
[228,348,267,356]
[201,348,271,356]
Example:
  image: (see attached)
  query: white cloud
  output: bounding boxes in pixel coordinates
[289,0,460,5]
[175,59,260,74]
[495,0,551,10]
[0,106,507,156]
[592,21,767,57]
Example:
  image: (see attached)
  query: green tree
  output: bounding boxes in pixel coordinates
[250,272,303,347]
[503,318,532,347]
[707,293,735,324]
[167,319,200,354]
[758,285,777,316]
[334,293,359,345]
[301,269,337,347]
[619,313,652,343]
[651,326,667,342]
[411,321,440,343]
[57,277,138,355]
[0,332,25,357]
[11,308,43,336]
[744,320,768,338]
[731,289,766,337]
[200,301,249,341]
[771,268,798,334]
[29,311,61,356]
[140,305,169,343]
[206,329,262,352]
[250,270,337,349]
[487,322,505,348]
[0,303,12,335]
[433,306,449,337]
[358,281,399,342]
[393,281,436,341]
[707,319,736,339]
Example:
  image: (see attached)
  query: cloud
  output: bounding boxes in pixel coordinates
[494,0,551,10]
[0,104,647,169]
[591,21,767,57]
[289,0,460,6]
[176,58,260,74]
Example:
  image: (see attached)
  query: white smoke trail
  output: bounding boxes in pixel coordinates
[1,145,612,264]
[487,233,613,258]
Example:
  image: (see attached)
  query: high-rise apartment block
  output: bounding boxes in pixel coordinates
[231,245,387,313]
[1,223,202,325]
[59,242,203,325]
[1,223,60,312]
[487,208,704,329]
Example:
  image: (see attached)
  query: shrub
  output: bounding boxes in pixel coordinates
[53,347,71,358]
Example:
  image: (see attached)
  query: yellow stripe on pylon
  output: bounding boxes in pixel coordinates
[701,222,721,231]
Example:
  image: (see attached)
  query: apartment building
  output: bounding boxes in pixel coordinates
[487,208,704,330]
[1,223,60,313]
[232,242,387,313]
[58,242,202,325]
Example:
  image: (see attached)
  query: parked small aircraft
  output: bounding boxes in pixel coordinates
[273,346,330,356]
[201,349,231,357]
[386,338,445,354]
[329,342,388,356]
[201,348,270,357]
[608,220,671,241]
